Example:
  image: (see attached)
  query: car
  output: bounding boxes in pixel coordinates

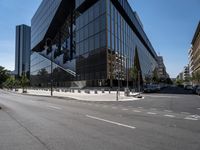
[143,84,158,93]
[184,85,193,90]
[196,86,200,95]
[192,85,200,94]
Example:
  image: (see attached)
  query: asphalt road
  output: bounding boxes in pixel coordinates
[0,89,200,150]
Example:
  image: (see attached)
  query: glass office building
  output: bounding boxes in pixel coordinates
[15,24,31,78]
[30,0,158,87]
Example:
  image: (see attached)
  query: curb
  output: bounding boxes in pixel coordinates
[3,89,143,102]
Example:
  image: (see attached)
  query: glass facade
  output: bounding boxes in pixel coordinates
[31,0,62,50]
[31,52,74,87]
[106,0,157,81]
[30,0,158,87]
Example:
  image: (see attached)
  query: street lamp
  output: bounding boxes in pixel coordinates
[45,38,53,96]
[126,56,129,89]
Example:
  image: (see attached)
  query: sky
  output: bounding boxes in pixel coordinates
[0,0,199,78]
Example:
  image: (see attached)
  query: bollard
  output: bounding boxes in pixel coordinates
[94,89,98,94]
[101,89,105,93]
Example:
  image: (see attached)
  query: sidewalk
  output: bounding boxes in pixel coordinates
[15,89,142,102]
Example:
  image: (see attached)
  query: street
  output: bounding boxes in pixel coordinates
[0,89,200,150]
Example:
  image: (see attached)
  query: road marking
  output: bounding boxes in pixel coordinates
[133,110,141,113]
[147,112,157,115]
[47,105,62,110]
[164,110,172,112]
[138,107,143,109]
[181,112,190,115]
[111,107,117,109]
[164,114,175,118]
[197,108,200,110]
[184,115,200,121]
[122,108,129,111]
[86,115,136,129]
[184,117,198,121]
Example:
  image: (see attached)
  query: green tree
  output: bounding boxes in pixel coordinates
[20,73,29,93]
[144,74,152,84]
[195,71,200,83]
[130,66,138,88]
[0,66,9,88]
[176,79,184,86]
[152,68,159,83]
[3,77,15,89]
[130,47,142,91]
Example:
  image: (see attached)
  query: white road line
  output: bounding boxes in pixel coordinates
[164,114,175,118]
[147,112,157,115]
[86,115,136,129]
[184,117,198,121]
[122,108,129,111]
[133,110,141,113]
[164,110,172,112]
[181,112,190,115]
[47,105,62,110]
[197,108,200,110]
[111,107,117,109]
[138,107,143,109]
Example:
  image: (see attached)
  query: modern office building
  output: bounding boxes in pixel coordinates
[15,24,31,78]
[157,56,169,79]
[30,0,158,88]
[189,21,200,75]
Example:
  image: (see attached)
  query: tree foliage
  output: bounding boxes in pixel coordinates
[0,66,9,88]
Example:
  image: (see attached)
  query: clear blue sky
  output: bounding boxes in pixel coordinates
[0,0,199,78]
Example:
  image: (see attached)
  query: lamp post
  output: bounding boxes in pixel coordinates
[46,38,53,96]
[126,56,128,89]
[138,70,140,92]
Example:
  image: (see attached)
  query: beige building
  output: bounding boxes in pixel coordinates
[189,22,200,74]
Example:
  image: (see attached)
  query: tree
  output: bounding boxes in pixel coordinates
[144,74,152,84]
[3,77,15,89]
[195,71,200,83]
[176,79,184,86]
[152,68,159,83]
[0,66,9,88]
[130,47,142,91]
[20,73,29,93]
[130,66,138,88]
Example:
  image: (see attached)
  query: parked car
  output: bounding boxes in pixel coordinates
[184,85,193,90]
[143,85,158,93]
[196,86,200,95]
[192,85,200,94]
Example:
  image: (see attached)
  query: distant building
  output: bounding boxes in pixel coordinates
[189,21,200,75]
[183,65,190,81]
[15,24,31,78]
[177,72,184,81]
[177,65,190,85]
[157,56,169,79]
